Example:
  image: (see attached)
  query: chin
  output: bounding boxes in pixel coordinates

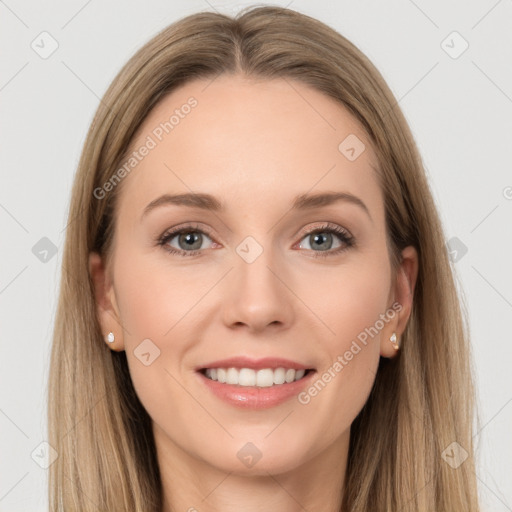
[199,438,310,476]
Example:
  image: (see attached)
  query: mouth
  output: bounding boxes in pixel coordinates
[198,367,315,388]
[196,358,318,409]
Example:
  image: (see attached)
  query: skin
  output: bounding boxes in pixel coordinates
[89,74,418,512]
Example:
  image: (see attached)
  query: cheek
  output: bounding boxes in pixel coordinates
[307,254,391,413]
[113,250,209,339]
[112,252,201,436]
[321,254,392,348]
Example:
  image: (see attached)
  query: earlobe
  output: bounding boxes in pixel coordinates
[380,245,419,359]
[88,251,124,351]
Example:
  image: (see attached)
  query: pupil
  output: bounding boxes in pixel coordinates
[181,232,201,250]
[312,233,331,251]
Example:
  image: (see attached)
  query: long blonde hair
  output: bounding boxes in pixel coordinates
[48,6,480,510]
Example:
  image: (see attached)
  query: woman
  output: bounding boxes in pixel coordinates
[48,5,480,511]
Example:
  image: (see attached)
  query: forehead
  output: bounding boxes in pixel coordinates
[116,74,382,223]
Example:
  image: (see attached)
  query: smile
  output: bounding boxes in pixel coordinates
[200,367,313,387]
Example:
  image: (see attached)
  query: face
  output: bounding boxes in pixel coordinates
[90,74,417,476]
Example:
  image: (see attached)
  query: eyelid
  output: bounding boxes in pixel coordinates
[158,222,216,241]
[296,221,352,240]
[157,222,218,248]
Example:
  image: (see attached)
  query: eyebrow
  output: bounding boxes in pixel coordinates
[141,191,372,222]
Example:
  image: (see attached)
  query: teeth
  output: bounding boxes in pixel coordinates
[204,367,307,387]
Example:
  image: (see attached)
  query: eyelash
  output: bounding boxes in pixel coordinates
[156,222,355,259]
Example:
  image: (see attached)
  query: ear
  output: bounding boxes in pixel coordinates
[88,251,125,351]
[380,245,419,358]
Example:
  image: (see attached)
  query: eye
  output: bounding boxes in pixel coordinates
[295,222,355,259]
[157,223,215,257]
[157,222,355,258]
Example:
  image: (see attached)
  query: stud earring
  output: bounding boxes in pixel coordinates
[390,332,399,350]
[106,332,115,343]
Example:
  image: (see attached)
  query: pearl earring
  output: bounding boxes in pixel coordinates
[390,332,399,350]
[106,332,115,343]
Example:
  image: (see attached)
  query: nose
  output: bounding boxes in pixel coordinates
[221,243,294,334]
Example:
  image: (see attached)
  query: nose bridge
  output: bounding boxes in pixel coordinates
[234,232,283,296]
[222,231,293,331]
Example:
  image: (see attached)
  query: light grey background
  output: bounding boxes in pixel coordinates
[1,1,511,510]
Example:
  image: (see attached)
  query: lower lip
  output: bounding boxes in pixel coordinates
[197,370,316,409]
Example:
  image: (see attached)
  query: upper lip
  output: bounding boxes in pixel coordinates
[196,356,315,371]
